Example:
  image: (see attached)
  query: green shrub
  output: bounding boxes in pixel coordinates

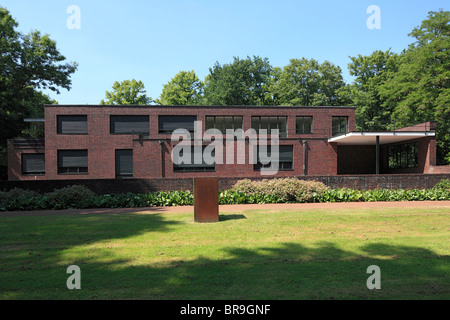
[0,188,41,211]
[46,185,95,210]
[0,188,39,202]
[435,178,450,190]
[230,178,329,203]
[1,181,449,212]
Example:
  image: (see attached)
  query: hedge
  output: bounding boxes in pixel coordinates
[1,179,449,212]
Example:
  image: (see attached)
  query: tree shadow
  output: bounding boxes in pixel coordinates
[0,211,449,300]
[219,214,247,222]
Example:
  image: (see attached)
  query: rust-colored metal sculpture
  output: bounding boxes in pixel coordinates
[193,177,219,223]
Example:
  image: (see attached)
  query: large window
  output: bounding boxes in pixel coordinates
[205,116,243,132]
[332,117,348,136]
[251,116,287,138]
[173,146,215,172]
[58,150,88,174]
[159,116,197,134]
[388,143,418,169]
[115,150,133,178]
[110,115,149,134]
[57,115,87,134]
[254,145,293,171]
[296,116,313,134]
[22,154,45,175]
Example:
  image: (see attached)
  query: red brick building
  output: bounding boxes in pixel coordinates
[7,104,447,181]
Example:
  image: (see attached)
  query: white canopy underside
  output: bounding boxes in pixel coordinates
[328,131,435,145]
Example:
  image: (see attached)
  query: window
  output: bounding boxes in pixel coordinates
[57,115,87,134]
[115,150,133,178]
[332,117,348,136]
[173,146,215,172]
[159,116,197,134]
[205,116,243,132]
[251,116,287,138]
[22,154,45,175]
[388,143,418,169]
[58,150,88,174]
[254,145,293,171]
[110,115,149,134]
[296,116,313,134]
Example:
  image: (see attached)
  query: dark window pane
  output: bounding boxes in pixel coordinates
[251,117,259,132]
[260,117,269,132]
[205,116,214,131]
[116,150,133,177]
[110,116,149,134]
[159,116,196,133]
[332,117,348,136]
[388,143,418,169]
[58,150,88,174]
[22,154,45,174]
[224,116,233,132]
[297,116,312,134]
[234,116,243,130]
[58,115,87,134]
[253,145,293,171]
[215,116,224,132]
[278,117,287,137]
[173,146,215,172]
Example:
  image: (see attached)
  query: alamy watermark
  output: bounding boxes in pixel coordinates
[366,265,381,290]
[66,265,81,290]
[170,121,281,176]
[367,5,381,30]
[66,5,81,30]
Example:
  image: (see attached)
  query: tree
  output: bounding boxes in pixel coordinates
[0,6,77,173]
[155,70,203,105]
[341,50,399,131]
[203,56,273,105]
[379,11,450,164]
[271,58,346,106]
[100,79,152,105]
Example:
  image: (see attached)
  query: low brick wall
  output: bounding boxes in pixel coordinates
[0,174,449,194]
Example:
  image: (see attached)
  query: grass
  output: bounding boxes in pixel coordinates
[0,205,449,300]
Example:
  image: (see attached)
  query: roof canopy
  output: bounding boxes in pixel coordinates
[328,131,435,145]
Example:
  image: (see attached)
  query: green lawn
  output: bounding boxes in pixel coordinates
[0,205,449,300]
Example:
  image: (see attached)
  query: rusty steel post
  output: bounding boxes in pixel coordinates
[193,177,219,223]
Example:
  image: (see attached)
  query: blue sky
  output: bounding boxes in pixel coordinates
[2,0,448,104]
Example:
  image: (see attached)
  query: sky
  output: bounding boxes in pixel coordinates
[1,0,448,105]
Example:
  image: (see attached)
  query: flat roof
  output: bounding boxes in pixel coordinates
[328,131,435,145]
[24,118,45,122]
[44,104,356,109]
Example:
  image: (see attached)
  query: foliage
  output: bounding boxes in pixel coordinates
[1,182,450,212]
[155,70,203,105]
[379,11,450,163]
[270,58,346,106]
[203,56,273,105]
[0,6,77,158]
[340,49,400,131]
[230,178,330,203]
[435,178,450,190]
[45,185,96,209]
[100,79,153,105]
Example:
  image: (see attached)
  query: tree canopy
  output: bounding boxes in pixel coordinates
[380,10,450,163]
[100,79,152,105]
[271,58,346,106]
[203,56,273,106]
[155,70,203,105]
[0,6,77,175]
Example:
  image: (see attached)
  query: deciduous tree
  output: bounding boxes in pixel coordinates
[100,79,152,105]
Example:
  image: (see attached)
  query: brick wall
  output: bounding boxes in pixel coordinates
[1,174,448,194]
[34,105,356,180]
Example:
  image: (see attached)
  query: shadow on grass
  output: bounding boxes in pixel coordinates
[219,214,247,222]
[0,212,449,300]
